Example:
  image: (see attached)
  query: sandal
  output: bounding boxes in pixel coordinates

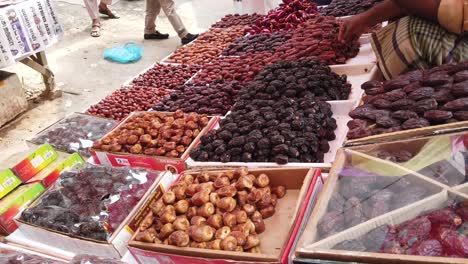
[99,7,119,19]
[91,25,101,37]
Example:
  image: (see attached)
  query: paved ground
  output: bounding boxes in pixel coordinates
[0,0,285,164]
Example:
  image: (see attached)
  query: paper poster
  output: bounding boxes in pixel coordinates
[26,1,50,47]
[0,10,21,58]
[3,7,32,56]
[43,0,63,37]
[0,29,14,67]
[17,2,44,52]
[34,0,54,44]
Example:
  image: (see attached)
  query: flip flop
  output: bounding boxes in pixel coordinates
[91,25,101,37]
[99,8,120,19]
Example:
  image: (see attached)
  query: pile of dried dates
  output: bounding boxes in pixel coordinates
[21,164,158,241]
[348,62,468,139]
[319,0,384,17]
[190,52,276,85]
[86,85,173,121]
[93,111,210,158]
[211,14,264,28]
[0,248,61,264]
[318,168,435,239]
[30,114,116,157]
[135,168,286,252]
[164,27,245,65]
[274,16,360,65]
[222,32,293,56]
[153,81,243,115]
[130,63,200,90]
[190,58,340,164]
[332,201,468,257]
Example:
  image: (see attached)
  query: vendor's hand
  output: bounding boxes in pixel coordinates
[338,14,369,43]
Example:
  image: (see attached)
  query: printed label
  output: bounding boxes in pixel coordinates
[30,155,45,168]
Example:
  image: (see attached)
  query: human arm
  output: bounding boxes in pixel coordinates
[338,0,404,42]
[392,0,441,22]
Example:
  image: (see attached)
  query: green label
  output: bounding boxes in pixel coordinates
[0,169,21,199]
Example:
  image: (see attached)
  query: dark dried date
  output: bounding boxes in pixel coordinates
[454,111,468,121]
[402,118,430,130]
[443,98,468,111]
[423,110,453,122]
[413,98,437,114]
[451,81,468,96]
[391,110,418,121]
[408,87,434,101]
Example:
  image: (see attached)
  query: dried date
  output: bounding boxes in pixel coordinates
[347,127,372,139]
[454,70,468,83]
[390,99,415,110]
[401,118,430,130]
[443,98,468,111]
[454,111,468,121]
[421,72,452,86]
[375,116,401,128]
[391,110,418,121]
[451,81,468,96]
[423,110,453,122]
[403,82,422,94]
[408,87,434,101]
[384,89,406,101]
[433,88,454,103]
[413,98,437,114]
[347,119,370,130]
[383,79,410,91]
[372,99,392,109]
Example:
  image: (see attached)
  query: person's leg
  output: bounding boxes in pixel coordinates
[145,0,162,35]
[99,0,119,19]
[159,0,188,38]
[84,0,101,36]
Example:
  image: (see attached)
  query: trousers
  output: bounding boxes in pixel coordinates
[84,0,111,26]
[145,0,188,38]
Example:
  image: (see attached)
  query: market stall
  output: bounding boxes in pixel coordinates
[0,0,467,263]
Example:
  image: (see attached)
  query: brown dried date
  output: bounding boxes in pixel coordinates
[383,79,410,91]
[454,70,468,83]
[212,14,264,28]
[347,127,372,140]
[390,99,415,110]
[130,63,200,90]
[451,81,468,96]
[413,98,437,114]
[384,89,406,102]
[408,87,434,101]
[423,110,453,122]
[421,72,452,86]
[391,110,418,121]
[401,118,430,130]
[347,119,370,129]
[402,82,422,94]
[320,0,383,17]
[433,88,454,103]
[443,98,468,111]
[375,116,401,128]
[454,111,468,121]
[372,99,392,109]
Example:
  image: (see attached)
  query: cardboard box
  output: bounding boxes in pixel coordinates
[0,169,22,199]
[129,167,322,264]
[295,190,468,264]
[91,112,219,174]
[14,170,175,258]
[293,148,468,263]
[0,183,44,235]
[11,143,58,182]
[26,152,84,188]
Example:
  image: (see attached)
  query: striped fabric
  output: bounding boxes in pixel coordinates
[371,16,468,80]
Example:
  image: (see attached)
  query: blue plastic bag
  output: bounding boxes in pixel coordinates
[103,42,143,63]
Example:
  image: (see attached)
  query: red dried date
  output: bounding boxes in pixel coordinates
[372,99,392,109]
[375,116,401,128]
[421,72,452,86]
[347,119,370,129]
[347,127,372,139]
[383,79,410,91]
[130,64,200,89]
[433,89,454,103]
[403,82,422,93]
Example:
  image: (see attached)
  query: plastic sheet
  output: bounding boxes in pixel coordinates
[103,43,143,64]
[29,113,117,157]
[0,248,61,264]
[21,164,160,242]
[70,255,125,264]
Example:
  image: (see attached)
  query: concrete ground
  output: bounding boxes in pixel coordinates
[0,0,281,164]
